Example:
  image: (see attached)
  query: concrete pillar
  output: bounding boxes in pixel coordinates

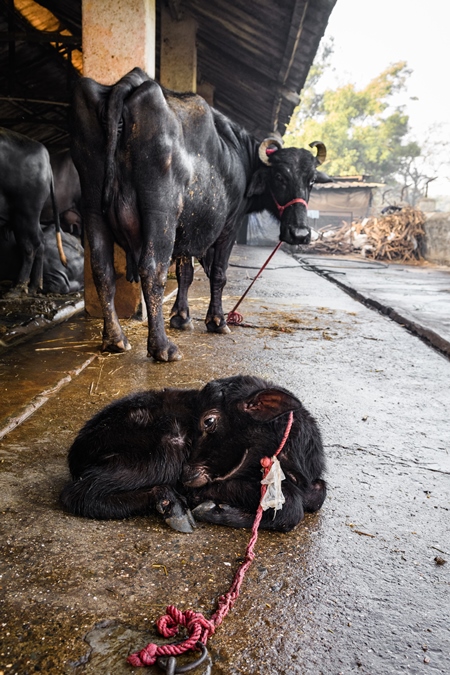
[160,5,197,92]
[83,0,156,82]
[81,0,156,318]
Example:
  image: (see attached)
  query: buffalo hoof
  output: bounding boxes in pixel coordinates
[148,342,182,362]
[101,337,131,353]
[192,501,237,522]
[165,508,196,533]
[158,497,196,533]
[192,501,216,518]
[170,314,194,331]
[4,286,28,299]
[206,319,231,334]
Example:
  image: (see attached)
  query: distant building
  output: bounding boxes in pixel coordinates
[308,176,384,229]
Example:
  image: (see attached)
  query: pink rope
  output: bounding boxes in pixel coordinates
[270,192,308,218]
[127,411,294,668]
[227,241,282,325]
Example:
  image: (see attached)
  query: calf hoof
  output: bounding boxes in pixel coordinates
[165,508,196,533]
[206,318,231,334]
[158,498,196,533]
[192,501,216,519]
[170,314,194,331]
[148,341,182,362]
[192,501,237,523]
[101,337,131,353]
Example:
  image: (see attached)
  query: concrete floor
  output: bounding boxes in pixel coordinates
[295,255,450,357]
[0,246,449,675]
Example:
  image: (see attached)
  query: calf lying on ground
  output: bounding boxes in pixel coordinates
[60,376,326,533]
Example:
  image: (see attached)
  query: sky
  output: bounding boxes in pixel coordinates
[317,0,450,197]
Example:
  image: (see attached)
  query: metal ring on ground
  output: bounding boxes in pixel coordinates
[156,642,209,673]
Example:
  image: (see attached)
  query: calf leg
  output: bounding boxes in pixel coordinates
[303,478,327,513]
[170,256,194,330]
[60,469,195,532]
[190,480,305,533]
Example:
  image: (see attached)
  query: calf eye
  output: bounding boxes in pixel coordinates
[202,414,218,433]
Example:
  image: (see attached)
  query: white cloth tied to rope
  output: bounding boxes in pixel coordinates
[260,456,285,512]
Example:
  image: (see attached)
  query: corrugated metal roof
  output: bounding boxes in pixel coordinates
[0,0,336,150]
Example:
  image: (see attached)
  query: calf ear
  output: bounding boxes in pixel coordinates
[240,389,300,422]
[246,168,268,197]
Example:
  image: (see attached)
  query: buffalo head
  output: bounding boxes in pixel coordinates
[247,139,331,245]
[182,375,301,489]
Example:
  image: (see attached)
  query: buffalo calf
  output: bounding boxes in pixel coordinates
[60,376,326,534]
[183,375,326,532]
[60,388,199,532]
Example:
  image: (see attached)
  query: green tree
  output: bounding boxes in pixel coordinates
[285,54,421,184]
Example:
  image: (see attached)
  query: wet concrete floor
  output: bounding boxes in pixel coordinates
[0,246,449,674]
[295,256,450,357]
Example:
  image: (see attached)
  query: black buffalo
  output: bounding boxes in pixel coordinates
[70,68,330,362]
[60,375,326,533]
[0,128,67,296]
[0,225,84,295]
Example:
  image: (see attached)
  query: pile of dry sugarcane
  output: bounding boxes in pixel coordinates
[308,206,426,262]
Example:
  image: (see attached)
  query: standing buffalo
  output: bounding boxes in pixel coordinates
[0,128,67,296]
[71,68,330,361]
[60,375,326,534]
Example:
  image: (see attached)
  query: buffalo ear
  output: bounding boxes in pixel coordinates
[240,388,300,422]
[246,168,268,197]
[315,170,333,184]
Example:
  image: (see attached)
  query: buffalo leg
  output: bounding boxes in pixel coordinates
[69,77,129,352]
[87,211,131,353]
[6,212,44,296]
[28,239,45,294]
[60,471,195,533]
[139,227,181,362]
[190,480,305,533]
[204,228,237,334]
[170,256,194,331]
[302,478,327,512]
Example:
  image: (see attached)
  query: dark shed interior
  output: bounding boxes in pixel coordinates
[0,0,337,150]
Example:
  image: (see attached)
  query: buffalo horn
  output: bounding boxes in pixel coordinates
[309,141,327,165]
[258,136,283,165]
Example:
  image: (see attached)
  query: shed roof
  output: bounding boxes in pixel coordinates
[315,181,385,190]
[0,0,336,151]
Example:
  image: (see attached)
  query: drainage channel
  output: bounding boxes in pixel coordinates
[296,255,450,359]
